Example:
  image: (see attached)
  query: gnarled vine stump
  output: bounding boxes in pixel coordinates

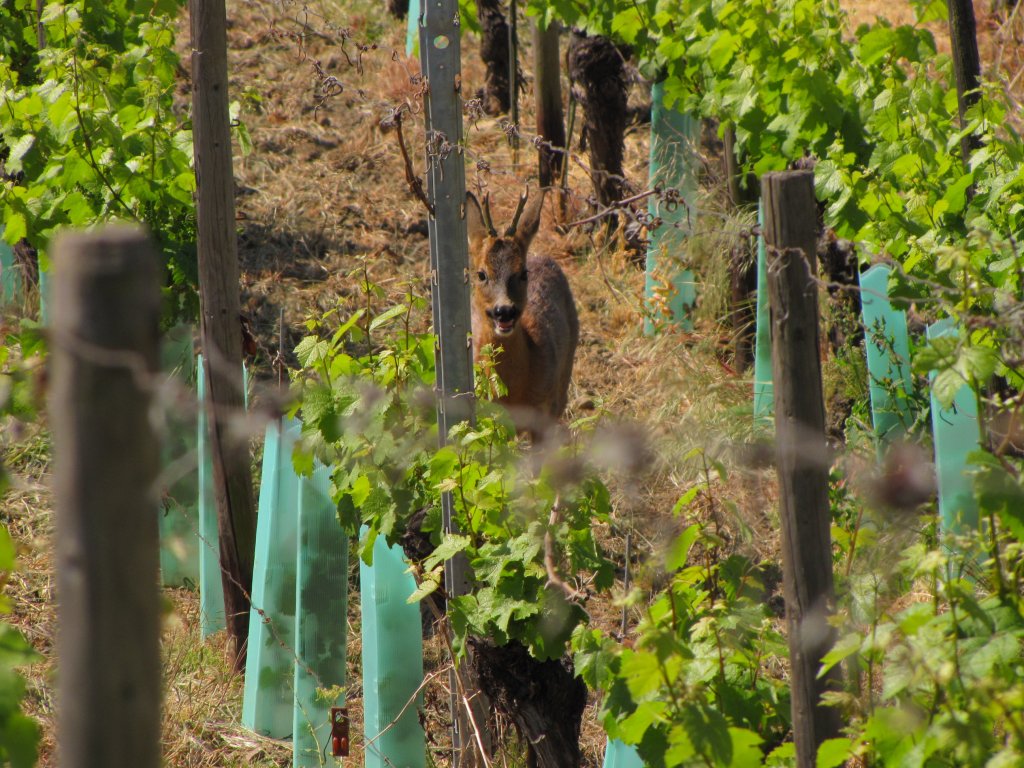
[470,639,587,768]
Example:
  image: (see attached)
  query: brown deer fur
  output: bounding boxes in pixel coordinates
[466,190,579,438]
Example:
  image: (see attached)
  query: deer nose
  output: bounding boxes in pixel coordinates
[492,305,518,323]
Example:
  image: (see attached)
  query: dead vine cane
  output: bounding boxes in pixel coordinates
[381,106,435,217]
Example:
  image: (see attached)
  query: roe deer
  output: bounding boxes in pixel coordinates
[466,188,579,438]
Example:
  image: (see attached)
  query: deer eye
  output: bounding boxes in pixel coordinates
[519,269,528,281]
[477,270,487,282]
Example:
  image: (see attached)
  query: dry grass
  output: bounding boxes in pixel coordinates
[5,0,1023,766]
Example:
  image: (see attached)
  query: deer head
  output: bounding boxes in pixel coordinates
[465,188,545,338]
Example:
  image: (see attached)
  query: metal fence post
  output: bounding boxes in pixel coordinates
[419,2,483,763]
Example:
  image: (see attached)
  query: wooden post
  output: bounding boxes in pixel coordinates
[946,0,983,169]
[190,0,257,668]
[761,171,841,768]
[51,226,162,768]
[723,124,757,369]
[729,237,757,371]
[533,19,565,190]
[35,0,45,48]
[508,0,519,160]
[475,0,511,115]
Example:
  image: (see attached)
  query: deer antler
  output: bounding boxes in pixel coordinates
[504,188,529,237]
[481,193,499,238]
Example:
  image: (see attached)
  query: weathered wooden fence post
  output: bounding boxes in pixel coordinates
[533,19,565,190]
[762,171,841,768]
[191,0,258,668]
[52,226,162,768]
[946,0,982,169]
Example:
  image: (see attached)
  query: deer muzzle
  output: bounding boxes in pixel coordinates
[488,304,520,336]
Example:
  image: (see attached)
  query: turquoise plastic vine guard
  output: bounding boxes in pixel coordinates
[859,264,913,452]
[603,738,644,768]
[197,355,250,638]
[38,266,50,324]
[293,459,349,767]
[197,354,224,637]
[927,319,981,535]
[0,233,22,305]
[361,531,426,768]
[159,324,200,587]
[644,80,698,335]
[406,0,419,56]
[242,415,303,738]
[752,201,773,419]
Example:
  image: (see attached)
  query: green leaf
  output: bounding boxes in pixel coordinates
[932,368,967,410]
[2,214,27,245]
[665,523,700,571]
[294,336,330,369]
[670,486,700,516]
[940,173,973,216]
[407,570,441,603]
[0,527,15,573]
[707,30,738,71]
[766,741,796,766]
[959,344,998,386]
[857,26,896,66]
[616,699,667,744]
[972,451,1024,542]
[369,304,409,332]
[819,631,862,676]
[0,711,40,768]
[912,0,947,24]
[816,737,854,768]
[610,8,643,44]
[0,625,38,668]
[3,135,35,174]
[727,728,764,767]
[422,533,471,571]
[620,649,666,699]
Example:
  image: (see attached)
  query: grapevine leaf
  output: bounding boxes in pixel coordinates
[766,742,796,766]
[0,711,40,768]
[819,631,862,676]
[727,727,764,768]
[2,214,27,245]
[941,173,973,216]
[665,523,700,571]
[369,304,408,332]
[422,533,471,572]
[3,135,35,174]
[407,569,441,604]
[616,700,666,744]
[816,737,854,768]
[971,451,1024,542]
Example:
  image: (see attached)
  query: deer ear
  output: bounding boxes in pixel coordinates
[465,193,487,253]
[514,189,546,251]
